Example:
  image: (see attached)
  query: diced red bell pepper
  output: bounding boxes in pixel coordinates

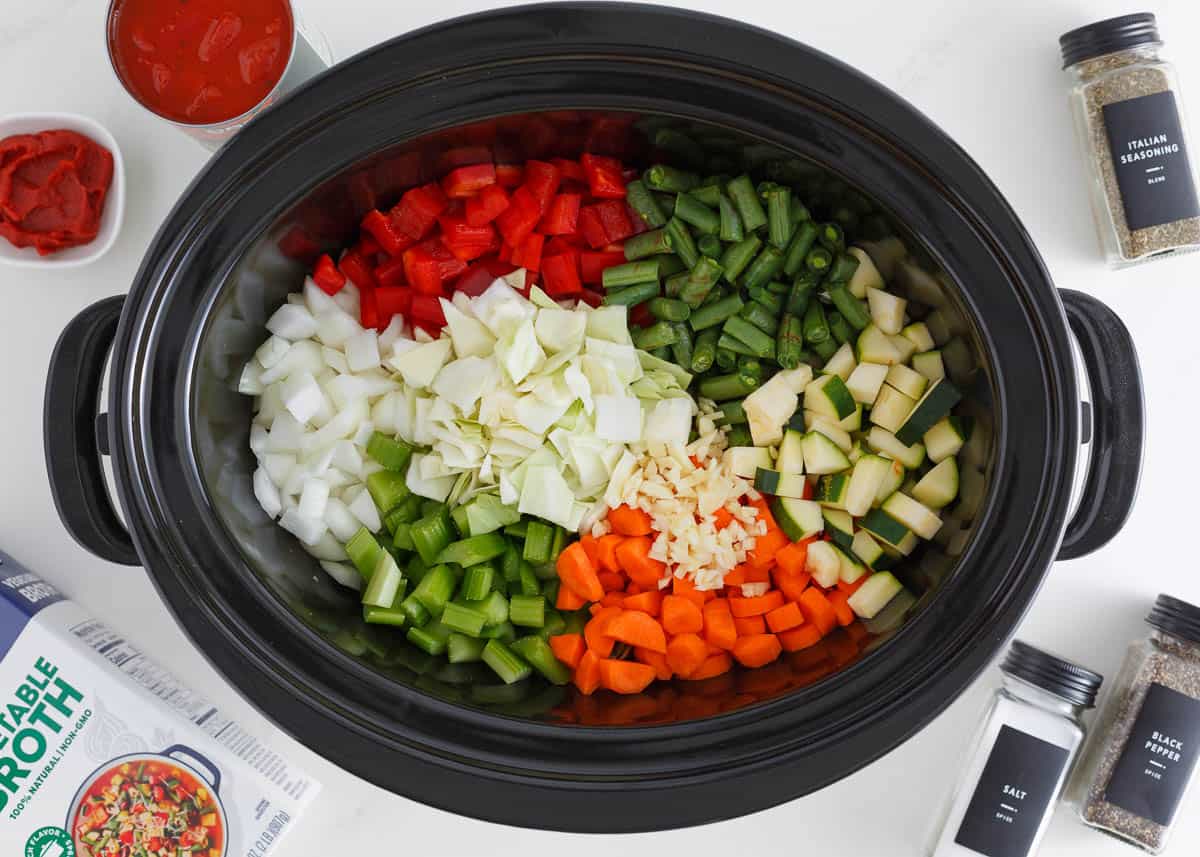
[376,255,407,287]
[403,245,445,296]
[360,286,380,330]
[495,186,542,247]
[551,158,587,183]
[312,253,346,295]
[277,225,320,262]
[360,209,414,257]
[495,164,524,188]
[410,294,447,329]
[437,145,493,172]
[629,302,655,327]
[545,234,584,256]
[578,288,605,308]
[482,257,518,278]
[524,269,540,292]
[442,163,497,198]
[522,160,562,214]
[578,205,610,249]
[541,249,582,297]
[455,261,502,297]
[376,286,412,321]
[510,232,546,272]
[354,233,383,261]
[594,199,635,243]
[438,216,497,262]
[580,250,627,285]
[391,183,449,241]
[339,250,377,289]
[465,184,510,226]
[581,153,627,199]
[540,193,581,235]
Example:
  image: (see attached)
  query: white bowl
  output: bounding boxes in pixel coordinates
[0,113,126,268]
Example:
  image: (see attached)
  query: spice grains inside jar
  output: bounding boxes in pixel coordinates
[1073,596,1200,853]
[1063,14,1200,266]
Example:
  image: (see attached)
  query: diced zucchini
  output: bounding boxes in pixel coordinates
[942,337,974,385]
[866,287,907,335]
[862,587,917,634]
[848,439,867,464]
[805,373,857,420]
[726,446,773,479]
[804,415,852,452]
[846,246,883,298]
[800,430,851,474]
[913,458,959,509]
[911,350,946,382]
[895,378,962,446]
[925,309,952,346]
[924,415,967,463]
[755,468,808,499]
[851,529,885,569]
[848,572,905,619]
[901,322,936,353]
[889,334,918,363]
[837,545,868,584]
[867,427,926,469]
[881,492,942,539]
[806,541,842,588]
[816,473,850,509]
[776,429,805,475]
[956,466,987,522]
[840,403,864,432]
[845,361,890,406]
[743,372,801,447]
[961,415,989,470]
[871,384,917,434]
[845,454,892,517]
[771,497,824,541]
[856,324,902,365]
[861,507,911,547]
[821,342,857,380]
[874,457,906,506]
[885,364,928,400]
[822,509,855,551]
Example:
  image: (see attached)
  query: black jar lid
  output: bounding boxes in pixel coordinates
[1001,640,1104,708]
[1060,13,1161,69]
[1147,594,1200,645]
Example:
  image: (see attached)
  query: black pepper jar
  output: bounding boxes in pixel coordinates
[1073,596,1200,852]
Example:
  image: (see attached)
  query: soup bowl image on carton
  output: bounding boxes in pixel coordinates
[0,548,318,857]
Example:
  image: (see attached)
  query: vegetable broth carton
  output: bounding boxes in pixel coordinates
[0,549,319,857]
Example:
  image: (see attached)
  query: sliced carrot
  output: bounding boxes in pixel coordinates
[579,533,601,568]
[600,591,625,607]
[623,590,663,616]
[729,591,785,617]
[765,601,805,633]
[556,541,604,602]
[549,633,585,669]
[635,647,674,680]
[661,595,704,635]
[597,571,626,592]
[574,649,602,695]
[826,589,856,627]
[798,587,837,636]
[746,527,790,569]
[615,536,666,588]
[608,610,667,653]
[775,539,811,577]
[746,496,779,531]
[702,600,737,650]
[713,507,734,529]
[723,565,747,586]
[588,602,604,617]
[608,504,653,536]
[685,652,732,680]
[734,615,767,636]
[779,624,825,652]
[743,564,772,583]
[838,574,869,596]
[597,659,657,694]
[774,568,812,604]
[666,633,709,678]
[584,606,622,657]
[555,585,587,611]
[624,581,644,595]
[596,534,624,574]
[673,577,707,609]
[732,633,783,668]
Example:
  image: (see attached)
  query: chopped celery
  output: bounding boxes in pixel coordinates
[562,610,588,636]
[363,599,408,628]
[366,431,414,472]
[447,634,487,663]
[411,509,454,565]
[522,521,555,564]
[400,594,431,627]
[539,608,566,639]
[503,520,529,539]
[367,470,410,515]
[441,601,488,637]
[412,564,457,615]
[392,523,415,553]
[436,533,509,567]
[501,543,523,583]
[549,526,567,561]
[532,561,559,582]
[383,495,423,534]
[482,639,533,684]
[345,528,383,579]
[406,554,428,584]
[541,580,560,606]
[450,504,472,539]
[518,562,541,597]
[362,551,405,608]
[509,595,546,628]
[407,622,452,656]
[471,591,510,627]
[510,636,571,685]
[480,620,517,643]
[461,563,495,602]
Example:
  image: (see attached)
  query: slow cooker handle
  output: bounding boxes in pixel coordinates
[163,744,222,794]
[44,295,140,566]
[1057,289,1144,560]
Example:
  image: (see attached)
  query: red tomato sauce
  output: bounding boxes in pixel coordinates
[109,0,295,125]
[0,130,114,256]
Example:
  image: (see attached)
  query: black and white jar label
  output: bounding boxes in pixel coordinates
[1105,683,1200,826]
[954,725,1070,857]
[1103,90,1200,231]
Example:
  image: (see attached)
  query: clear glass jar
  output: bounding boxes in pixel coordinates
[1061,14,1200,267]
[929,641,1101,857]
[1072,595,1200,853]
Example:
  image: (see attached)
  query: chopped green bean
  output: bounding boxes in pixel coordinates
[811,336,839,360]
[718,333,762,359]
[691,328,720,373]
[720,234,762,284]
[679,256,724,308]
[625,180,667,227]
[650,346,672,360]
[716,400,748,425]
[783,221,820,277]
[746,284,784,315]
[740,301,779,334]
[653,128,707,169]
[725,425,753,447]
[723,316,776,358]
[698,371,760,401]
[649,297,691,322]
[670,322,694,368]
[828,311,853,345]
[726,175,768,232]
[603,260,660,288]
[674,193,720,235]
[817,221,845,253]
[776,314,805,369]
[738,357,765,381]
[645,164,700,193]
[664,271,689,298]
[623,229,673,261]
[632,321,679,351]
[827,252,861,284]
[604,281,660,307]
[741,245,786,290]
[790,198,811,228]
[689,293,745,331]
[715,346,738,370]
[767,279,791,294]
[787,274,817,316]
[697,234,723,259]
[803,300,831,345]
[718,194,744,243]
[665,217,700,270]
[655,253,687,277]
[828,284,872,330]
[688,183,723,208]
[805,246,833,276]
[766,185,794,249]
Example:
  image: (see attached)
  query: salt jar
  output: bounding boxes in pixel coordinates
[930,641,1103,857]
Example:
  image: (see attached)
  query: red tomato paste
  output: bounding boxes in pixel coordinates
[0,130,114,256]
[109,0,295,125]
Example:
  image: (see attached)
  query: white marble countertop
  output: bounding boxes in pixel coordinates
[2,1,1199,854]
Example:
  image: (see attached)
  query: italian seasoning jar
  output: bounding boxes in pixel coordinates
[1060,14,1200,267]
[929,641,1102,857]
[1074,595,1200,853]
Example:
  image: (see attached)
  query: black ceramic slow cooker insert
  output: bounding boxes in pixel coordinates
[43,4,1144,832]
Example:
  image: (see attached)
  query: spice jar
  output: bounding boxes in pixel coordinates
[929,641,1103,857]
[1060,13,1200,267]
[1075,595,1200,853]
